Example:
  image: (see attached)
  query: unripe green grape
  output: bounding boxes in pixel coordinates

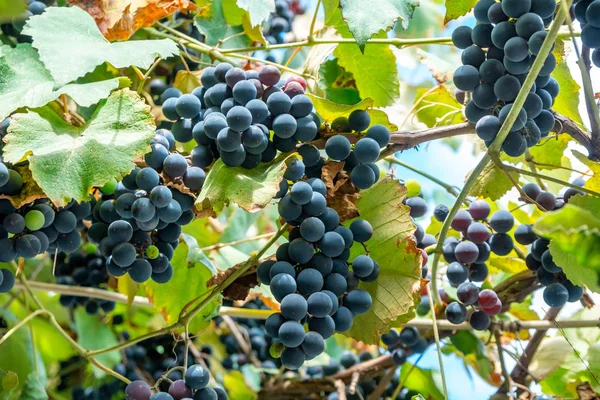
[405,179,421,197]
[100,178,117,195]
[145,245,159,259]
[270,342,285,358]
[24,210,45,231]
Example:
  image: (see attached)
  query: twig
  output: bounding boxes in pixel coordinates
[427,284,448,399]
[500,164,600,197]
[367,366,396,400]
[308,0,321,43]
[385,156,461,197]
[495,329,515,400]
[200,232,277,251]
[222,315,262,369]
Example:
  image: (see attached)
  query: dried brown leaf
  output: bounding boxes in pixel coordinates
[321,161,360,222]
[68,0,197,41]
[0,164,50,208]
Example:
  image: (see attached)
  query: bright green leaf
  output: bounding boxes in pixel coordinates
[552,40,584,128]
[0,0,26,22]
[236,0,275,27]
[20,374,47,400]
[196,153,290,215]
[534,195,600,292]
[318,58,361,105]
[343,178,422,344]
[0,44,126,120]
[307,94,397,131]
[145,240,221,334]
[4,89,155,204]
[400,362,444,400]
[195,0,252,49]
[488,254,527,274]
[223,0,245,25]
[22,7,179,86]
[469,160,518,201]
[334,40,399,107]
[339,0,418,51]
[529,135,572,170]
[117,275,139,310]
[444,0,477,24]
[415,85,464,128]
[1,371,18,400]
[74,309,121,378]
[223,370,258,400]
[449,330,480,355]
[0,310,46,392]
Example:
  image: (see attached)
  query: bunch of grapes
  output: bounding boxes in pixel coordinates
[518,181,585,308]
[264,0,306,47]
[124,363,227,400]
[0,0,52,43]
[54,251,116,314]
[381,326,428,367]
[257,178,375,370]
[451,0,560,156]
[213,299,281,372]
[575,0,600,67]
[324,110,390,190]
[158,63,320,170]
[87,130,199,285]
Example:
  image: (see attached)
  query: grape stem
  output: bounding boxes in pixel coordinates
[494,329,515,400]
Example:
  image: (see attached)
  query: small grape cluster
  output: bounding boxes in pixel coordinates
[452,0,560,157]
[0,118,25,197]
[264,0,306,47]
[381,326,428,367]
[158,63,319,170]
[257,178,375,369]
[436,200,516,329]
[0,0,51,43]
[0,198,90,261]
[324,110,391,190]
[124,363,227,400]
[214,299,281,372]
[306,351,375,399]
[54,251,116,314]
[88,130,198,284]
[575,0,600,67]
[518,182,585,308]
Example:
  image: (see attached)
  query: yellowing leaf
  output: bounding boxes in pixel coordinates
[68,0,197,41]
[173,69,202,93]
[444,0,478,24]
[469,160,518,201]
[415,85,464,128]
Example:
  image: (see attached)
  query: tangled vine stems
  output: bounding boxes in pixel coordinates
[430,1,573,306]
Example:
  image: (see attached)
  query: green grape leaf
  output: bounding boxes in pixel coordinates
[0,310,46,392]
[469,160,517,201]
[400,362,445,400]
[534,195,600,292]
[415,85,465,128]
[74,309,121,378]
[529,135,571,170]
[1,371,18,395]
[529,337,572,380]
[333,40,399,107]
[339,0,418,51]
[224,371,258,400]
[4,89,155,204]
[22,7,179,86]
[444,0,478,24]
[552,40,584,128]
[223,0,245,25]
[307,94,397,131]
[318,58,361,106]
[0,0,26,22]
[20,374,47,400]
[343,177,422,344]
[145,239,221,334]
[195,0,252,48]
[236,0,275,27]
[195,153,290,216]
[0,44,126,120]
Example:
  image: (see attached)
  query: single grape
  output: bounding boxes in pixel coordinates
[445,302,467,324]
[453,65,480,91]
[543,283,569,308]
[348,110,370,132]
[452,26,473,49]
[469,310,491,331]
[325,135,352,161]
[125,380,152,400]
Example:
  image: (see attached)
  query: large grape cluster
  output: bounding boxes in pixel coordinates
[324,110,391,190]
[264,0,306,47]
[575,0,600,67]
[158,63,319,170]
[54,251,116,314]
[124,363,227,400]
[257,178,375,370]
[452,0,560,157]
[518,181,585,308]
[0,0,52,43]
[88,130,199,284]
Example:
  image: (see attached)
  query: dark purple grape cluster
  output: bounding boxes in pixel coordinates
[324,111,390,190]
[518,181,585,308]
[452,0,560,157]
[54,251,116,314]
[257,178,375,370]
[575,0,600,67]
[403,190,438,278]
[87,130,200,285]
[124,363,227,400]
[0,0,53,43]
[381,326,428,366]
[158,63,320,170]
